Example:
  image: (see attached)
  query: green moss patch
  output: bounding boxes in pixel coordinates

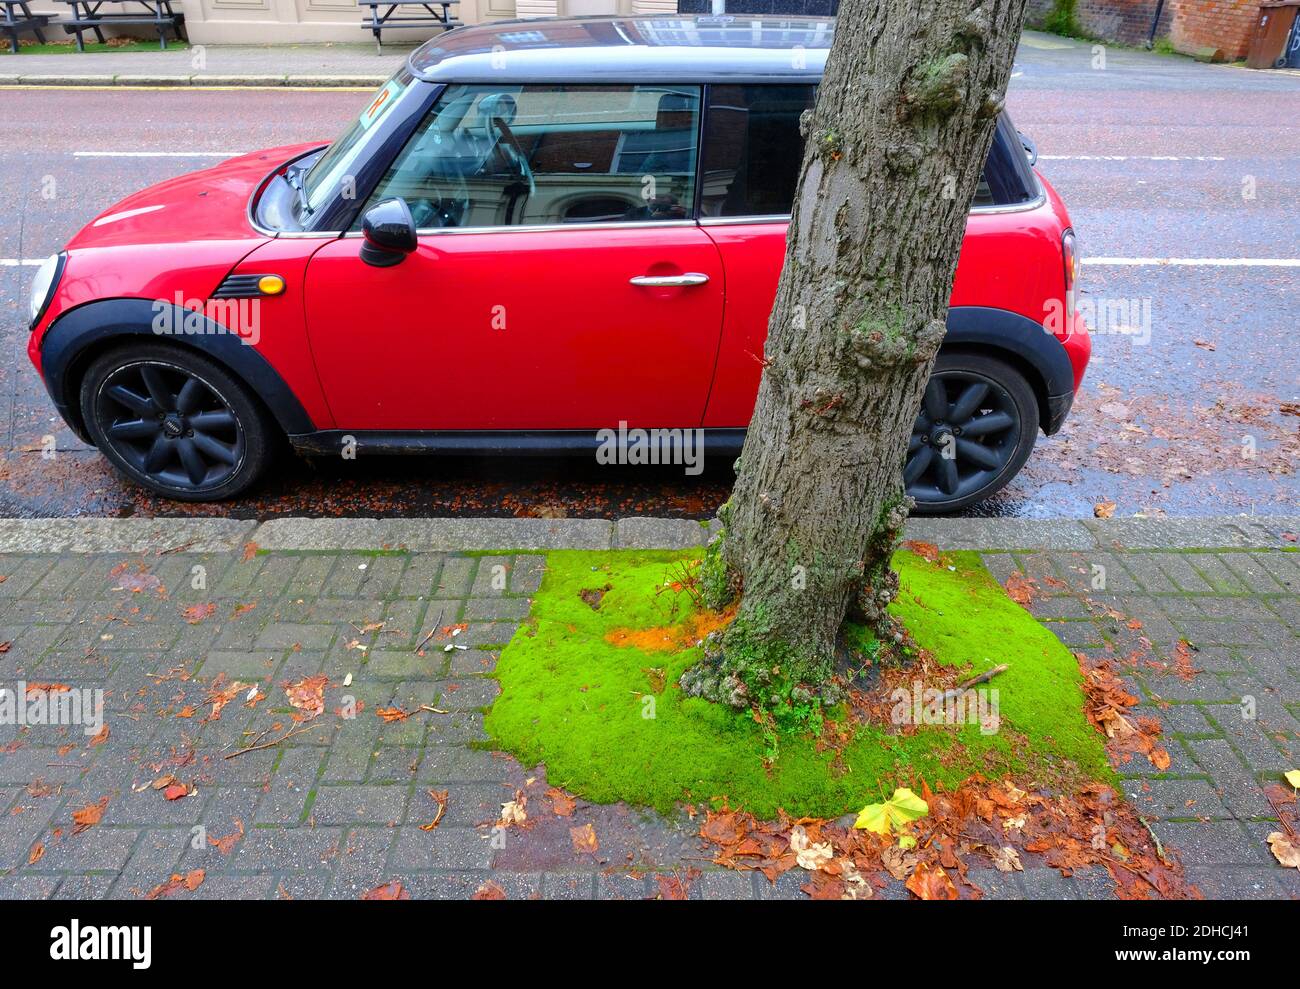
[484,549,1109,818]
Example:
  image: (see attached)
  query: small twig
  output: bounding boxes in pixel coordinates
[223,725,274,754]
[415,607,445,654]
[223,722,319,759]
[941,664,1009,702]
[1137,815,1168,863]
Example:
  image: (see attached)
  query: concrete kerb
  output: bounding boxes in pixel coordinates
[0,516,1295,554]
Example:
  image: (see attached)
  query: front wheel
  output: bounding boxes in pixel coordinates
[79,343,275,501]
[904,353,1039,514]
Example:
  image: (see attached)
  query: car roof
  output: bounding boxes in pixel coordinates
[408,14,832,85]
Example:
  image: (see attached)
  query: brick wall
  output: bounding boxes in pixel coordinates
[683,0,1262,63]
[1028,0,1266,60]
[1026,0,1173,46]
[1168,0,1263,61]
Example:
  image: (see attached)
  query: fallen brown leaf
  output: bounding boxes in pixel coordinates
[570,822,599,855]
[545,787,576,817]
[361,880,410,900]
[71,798,107,834]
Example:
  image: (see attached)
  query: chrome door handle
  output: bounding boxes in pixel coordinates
[629,272,710,287]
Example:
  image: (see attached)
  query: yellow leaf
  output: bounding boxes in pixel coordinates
[1284,769,1300,790]
[854,787,929,834]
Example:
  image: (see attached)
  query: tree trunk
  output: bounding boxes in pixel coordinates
[684,0,1030,711]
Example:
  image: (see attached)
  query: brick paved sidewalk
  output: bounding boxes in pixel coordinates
[0,516,1295,900]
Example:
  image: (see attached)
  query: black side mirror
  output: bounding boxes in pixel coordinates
[360,198,418,268]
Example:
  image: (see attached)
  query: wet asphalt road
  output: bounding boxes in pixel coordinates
[0,35,1297,520]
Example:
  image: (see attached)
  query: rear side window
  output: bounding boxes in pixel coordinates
[362,83,702,228]
[700,85,814,218]
[699,85,1038,217]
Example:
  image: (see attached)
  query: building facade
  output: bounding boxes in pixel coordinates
[177,0,675,45]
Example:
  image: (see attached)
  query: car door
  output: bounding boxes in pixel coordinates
[303,82,724,432]
[696,83,817,428]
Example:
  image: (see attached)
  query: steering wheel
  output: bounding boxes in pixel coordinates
[409,195,466,229]
[488,115,536,198]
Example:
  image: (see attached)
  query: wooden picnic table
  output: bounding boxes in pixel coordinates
[358,0,460,53]
[54,0,184,52]
[1,0,51,54]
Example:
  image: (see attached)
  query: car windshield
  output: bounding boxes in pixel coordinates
[298,70,414,221]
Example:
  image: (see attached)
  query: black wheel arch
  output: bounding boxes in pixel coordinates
[38,297,315,443]
[942,305,1077,435]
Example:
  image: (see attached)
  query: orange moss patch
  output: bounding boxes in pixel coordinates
[604,605,737,653]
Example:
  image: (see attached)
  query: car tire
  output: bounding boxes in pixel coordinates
[904,352,1039,515]
[79,343,275,501]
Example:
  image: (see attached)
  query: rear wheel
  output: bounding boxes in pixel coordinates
[904,352,1039,514]
[79,343,274,501]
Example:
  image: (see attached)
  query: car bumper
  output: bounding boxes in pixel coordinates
[1044,311,1090,435]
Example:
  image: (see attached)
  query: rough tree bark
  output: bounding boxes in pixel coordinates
[683,0,1031,712]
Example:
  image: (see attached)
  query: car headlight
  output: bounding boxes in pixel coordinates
[28,253,65,329]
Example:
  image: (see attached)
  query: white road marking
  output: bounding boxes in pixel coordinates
[0,259,44,266]
[72,151,243,158]
[1039,154,1227,161]
[1085,257,1300,267]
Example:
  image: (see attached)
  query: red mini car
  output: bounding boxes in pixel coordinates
[27,15,1089,511]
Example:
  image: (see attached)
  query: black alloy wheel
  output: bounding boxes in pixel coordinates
[80,344,273,501]
[904,353,1039,514]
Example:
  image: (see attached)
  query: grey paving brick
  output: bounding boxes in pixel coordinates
[230,826,343,872]
[539,871,596,899]
[966,867,1025,900]
[1248,551,1298,593]
[395,554,446,599]
[254,622,335,651]
[31,828,140,871]
[470,556,511,597]
[1150,553,1215,593]
[309,784,409,826]
[1154,703,1220,736]
[1115,555,1179,594]
[328,826,400,898]
[1151,821,1265,867]
[391,826,493,870]
[1017,865,1115,900]
[400,870,543,900]
[438,677,500,710]
[284,555,336,598]
[0,875,59,899]
[1123,778,1231,820]
[510,555,547,596]
[1183,867,1287,899]
[52,875,116,899]
[463,597,531,622]
[1219,554,1287,594]
[366,649,443,679]
[418,745,517,784]
[685,869,757,900]
[434,557,476,598]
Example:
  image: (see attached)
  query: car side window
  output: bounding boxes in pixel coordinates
[700,85,1035,217]
[361,83,702,229]
[700,84,816,218]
